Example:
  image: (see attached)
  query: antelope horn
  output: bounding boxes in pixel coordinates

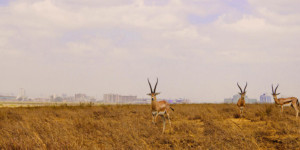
[237,82,243,93]
[272,84,274,94]
[244,82,248,92]
[275,84,279,94]
[147,78,153,93]
[154,78,158,93]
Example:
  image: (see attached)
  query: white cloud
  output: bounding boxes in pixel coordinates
[216,15,270,33]
[248,0,300,14]
[62,38,112,57]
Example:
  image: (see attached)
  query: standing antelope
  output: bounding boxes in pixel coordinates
[147,78,174,133]
[272,84,299,117]
[237,82,247,117]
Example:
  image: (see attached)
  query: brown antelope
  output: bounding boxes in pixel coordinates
[147,78,174,133]
[237,82,247,117]
[272,84,299,117]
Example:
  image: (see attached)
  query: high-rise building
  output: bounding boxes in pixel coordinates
[103,94,137,103]
[224,98,233,103]
[260,93,273,103]
[17,88,26,101]
[75,93,88,102]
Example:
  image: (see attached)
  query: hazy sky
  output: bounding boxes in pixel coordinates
[1,0,300,102]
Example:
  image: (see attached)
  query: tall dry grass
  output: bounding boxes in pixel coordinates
[0,104,299,149]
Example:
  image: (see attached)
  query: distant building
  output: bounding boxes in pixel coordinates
[17,88,26,101]
[224,94,257,104]
[33,97,50,102]
[0,95,17,101]
[247,98,258,104]
[132,98,150,104]
[103,94,137,103]
[260,93,273,103]
[50,94,58,102]
[75,93,88,102]
[62,93,68,98]
[224,98,232,103]
[119,95,137,103]
[103,94,119,103]
[166,98,190,104]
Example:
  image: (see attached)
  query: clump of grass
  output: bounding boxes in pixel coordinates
[222,108,232,112]
[6,111,23,121]
[265,105,273,116]
[79,102,94,107]
[233,113,240,118]
[59,103,68,107]
[255,111,266,121]
[188,114,202,120]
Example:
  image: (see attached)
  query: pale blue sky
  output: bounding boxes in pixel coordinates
[0,0,300,102]
[0,0,9,6]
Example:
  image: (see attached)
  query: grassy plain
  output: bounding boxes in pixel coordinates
[0,104,299,149]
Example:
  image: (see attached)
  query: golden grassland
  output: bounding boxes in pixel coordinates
[0,104,299,149]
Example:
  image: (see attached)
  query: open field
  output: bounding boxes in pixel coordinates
[0,104,299,149]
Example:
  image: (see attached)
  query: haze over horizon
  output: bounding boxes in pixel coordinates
[1,0,300,102]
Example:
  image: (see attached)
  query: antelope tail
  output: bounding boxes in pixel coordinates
[170,107,175,111]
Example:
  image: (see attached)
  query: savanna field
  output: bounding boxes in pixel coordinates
[0,104,300,149]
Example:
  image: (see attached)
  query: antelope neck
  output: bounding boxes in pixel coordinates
[151,98,158,110]
[273,96,279,104]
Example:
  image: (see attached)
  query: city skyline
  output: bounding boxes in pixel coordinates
[0,87,289,103]
[1,0,300,102]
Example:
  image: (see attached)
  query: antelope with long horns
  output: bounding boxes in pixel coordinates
[147,78,174,133]
[237,82,247,117]
[272,84,299,117]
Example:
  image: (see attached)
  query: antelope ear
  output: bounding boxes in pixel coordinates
[147,93,152,96]
[155,92,161,95]
[277,93,280,95]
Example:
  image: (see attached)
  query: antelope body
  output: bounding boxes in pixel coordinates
[272,84,299,117]
[147,78,174,133]
[237,82,247,117]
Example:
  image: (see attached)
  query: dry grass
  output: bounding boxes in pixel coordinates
[0,104,299,149]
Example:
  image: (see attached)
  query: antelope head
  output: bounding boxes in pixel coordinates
[237,82,247,98]
[147,78,160,101]
[272,84,280,98]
